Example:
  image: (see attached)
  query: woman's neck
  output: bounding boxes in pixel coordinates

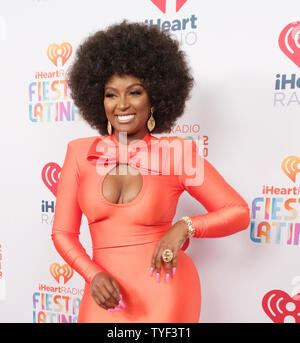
[113,129,149,145]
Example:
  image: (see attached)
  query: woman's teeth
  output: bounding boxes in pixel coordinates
[116,114,135,123]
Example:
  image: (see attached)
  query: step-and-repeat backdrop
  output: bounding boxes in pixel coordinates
[1,0,300,323]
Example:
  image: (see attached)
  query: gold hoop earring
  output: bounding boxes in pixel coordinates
[107,120,112,135]
[147,108,155,132]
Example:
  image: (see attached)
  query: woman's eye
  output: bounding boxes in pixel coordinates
[105,93,116,98]
[105,91,141,97]
[130,90,142,95]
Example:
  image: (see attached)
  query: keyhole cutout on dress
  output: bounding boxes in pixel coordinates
[101,163,144,204]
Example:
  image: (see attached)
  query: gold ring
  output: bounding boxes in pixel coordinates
[161,249,173,263]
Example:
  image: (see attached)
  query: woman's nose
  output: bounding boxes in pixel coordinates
[117,96,130,110]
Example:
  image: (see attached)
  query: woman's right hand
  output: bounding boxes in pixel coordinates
[90,272,125,311]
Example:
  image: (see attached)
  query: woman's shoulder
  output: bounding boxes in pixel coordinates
[68,135,99,146]
[66,135,101,156]
[152,135,193,150]
[159,134,198,146]
[152,134,186,144]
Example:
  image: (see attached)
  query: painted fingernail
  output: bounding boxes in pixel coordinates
[119,300,126,308]
[156,273,160,282]
[149,267,154,276]
[109,306,121,312]
[172,267,176,276]
[166,273,170,283]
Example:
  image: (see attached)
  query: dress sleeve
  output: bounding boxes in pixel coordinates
[178,139,250,238]
[51,142,104,283]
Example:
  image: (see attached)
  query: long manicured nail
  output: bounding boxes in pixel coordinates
[165,273,170,283]
[119,300,126,309]
[110,306,121,312]
[172,267,176,276]
[149,267,154,276]
[156,272,160,282]
[119,293,123,300]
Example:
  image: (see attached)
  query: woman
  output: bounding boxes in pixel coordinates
[51,20,250,323]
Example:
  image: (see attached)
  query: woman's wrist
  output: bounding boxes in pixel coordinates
[180,216,195,238]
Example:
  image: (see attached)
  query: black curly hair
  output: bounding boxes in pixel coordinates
[67,20,194,135]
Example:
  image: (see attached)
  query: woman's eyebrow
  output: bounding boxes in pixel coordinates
[104,83,144,90]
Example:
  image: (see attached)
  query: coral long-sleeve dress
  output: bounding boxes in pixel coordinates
[51,132,250,323]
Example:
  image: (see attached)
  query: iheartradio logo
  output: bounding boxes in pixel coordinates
[281,156,300,183]
[50,262,74,284]
[262,290,300,323]
[279,21,300,68]
[42,162,61,197]
[150,0,188,13]
[47,42,72,67]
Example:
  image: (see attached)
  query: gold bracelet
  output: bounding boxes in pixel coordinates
[181,216,195,238]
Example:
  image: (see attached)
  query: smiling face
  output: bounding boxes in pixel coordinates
[104,74,153,141]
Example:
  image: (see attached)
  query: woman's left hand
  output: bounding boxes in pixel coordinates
[150,220,188,282]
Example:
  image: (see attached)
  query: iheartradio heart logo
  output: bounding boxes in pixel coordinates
[47,42,72,67]
[50,262,74,284]
[279,21,300,68]
[150,0,188,13]
[42,162,61,197]
[281,155,300,183]
[262,289,300,323]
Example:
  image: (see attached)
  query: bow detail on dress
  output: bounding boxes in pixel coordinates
[86,135,162,175]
